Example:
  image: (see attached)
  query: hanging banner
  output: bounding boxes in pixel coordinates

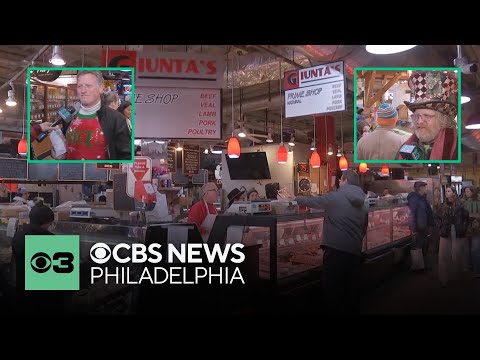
[284,60,346,117]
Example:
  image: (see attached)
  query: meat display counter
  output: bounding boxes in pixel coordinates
[209,205,412,286]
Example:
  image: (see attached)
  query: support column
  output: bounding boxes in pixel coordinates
[315,115,336,191]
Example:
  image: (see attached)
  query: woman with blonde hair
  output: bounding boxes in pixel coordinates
[434,185,469,287]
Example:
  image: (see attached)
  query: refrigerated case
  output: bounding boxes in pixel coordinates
[368,178,441,207]
[210,206,412,284]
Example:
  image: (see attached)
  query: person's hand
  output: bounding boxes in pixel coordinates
[277,188,295,201]
[39,122,59,132]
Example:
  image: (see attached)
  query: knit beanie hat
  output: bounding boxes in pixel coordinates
[376,103,398,127]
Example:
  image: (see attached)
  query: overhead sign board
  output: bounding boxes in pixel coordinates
[134,87,221,139]
[284,60,346,117]
[100,50,225,88]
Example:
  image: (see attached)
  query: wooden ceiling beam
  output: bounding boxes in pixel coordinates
[363,70,376,112]
[365,72,402,109]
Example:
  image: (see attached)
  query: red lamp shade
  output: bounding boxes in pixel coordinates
[277,144,288,164]
[227,136,241,158]
[310,150,321,168]
[17,138,27,155]
[339,156,348,171]
[359,162,368,173]
[381,164,389,176]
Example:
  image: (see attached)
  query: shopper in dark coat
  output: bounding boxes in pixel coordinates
[407,181,433,271]
[11,205,69,314]
[295,169,368,314]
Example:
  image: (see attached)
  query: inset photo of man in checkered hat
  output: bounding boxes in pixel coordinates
[355,68,460,163]
[399,70,459,161]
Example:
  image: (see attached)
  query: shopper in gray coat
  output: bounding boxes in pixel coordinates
[295,169,369,314]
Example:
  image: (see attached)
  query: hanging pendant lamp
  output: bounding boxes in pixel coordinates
[227,137,240,158]
[18,138,27,155]
[359,162,368,173]
[381,164,390,176]
[310,115,320,168]
[338,112,348,170]
[277,61,287,164]
[227,54,241,159]
[277,144,288,163]
[339,156,348,171]
[18,80,27,156]
[310,151,321,168]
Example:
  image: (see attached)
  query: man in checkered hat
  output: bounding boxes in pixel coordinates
[357,103,409,160]
[398,71,459,160]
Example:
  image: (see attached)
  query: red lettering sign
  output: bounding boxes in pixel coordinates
[284,70,299,90]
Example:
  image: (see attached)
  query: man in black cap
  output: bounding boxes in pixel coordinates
[227,187,246,209]
[407,181,433,271]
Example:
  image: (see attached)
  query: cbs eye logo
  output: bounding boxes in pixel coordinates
[90,243,111,264]
[30,251,75,274]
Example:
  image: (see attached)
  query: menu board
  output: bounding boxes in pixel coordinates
[0,158,27,179]
[84,164,109,181]
[182,144,199,176]
[58,164,84,180]
[28,163,58,181]
[167,146,176,173]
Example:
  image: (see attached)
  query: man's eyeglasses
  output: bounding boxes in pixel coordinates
[411,113,436,123]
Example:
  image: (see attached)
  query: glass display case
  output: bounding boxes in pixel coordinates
[219,205,412,283]
[243,217,323,280]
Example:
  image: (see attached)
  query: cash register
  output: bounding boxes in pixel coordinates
[225,200,272,215]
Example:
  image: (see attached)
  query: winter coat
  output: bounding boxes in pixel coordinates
[296,184,369,256]
[434,200,469,238]
[407,192,433,232]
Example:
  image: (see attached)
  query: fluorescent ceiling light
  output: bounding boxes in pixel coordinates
[466,112,480,129]
[366,45,417,55]
[461,96,471,104]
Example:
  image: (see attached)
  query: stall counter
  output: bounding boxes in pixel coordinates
[212,205,412,284]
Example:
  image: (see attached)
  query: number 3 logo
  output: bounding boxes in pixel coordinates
[30,252,75,274]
